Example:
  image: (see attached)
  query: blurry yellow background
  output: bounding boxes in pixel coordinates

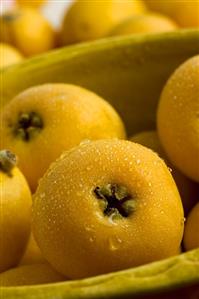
[1,0,71,28]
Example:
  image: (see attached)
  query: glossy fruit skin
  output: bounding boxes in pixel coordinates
[32,139,184,279]
[0,7,55,57]
[109,13,177,36]
[0,43,23,69]
[19,233,45,265]
[61,0,146,45]
[145,0,199,28]
[184,202,199,251]
[130,131,199,215]
[0,263,65,286]
[0,166,32,273]
[0,84,126,191]
[157,55,199,182]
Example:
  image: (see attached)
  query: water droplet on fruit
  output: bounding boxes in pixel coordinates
[80,139,91,146]
[89,237,94,242]
[85,226,92,232]
[108,237,122,251]
[181,217,186,225]
[168,167,172,173]
[40,193,45,199]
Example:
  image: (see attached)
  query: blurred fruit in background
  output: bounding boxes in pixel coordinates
[145,0,177,16]
[109,13,178,36]
[145,0,199,28]
[0,43,23,69]
[0,7,55,56]
[0,263,66,286]
[60,0,147,45]
[19,233,45,266]
[1,0,198,59]
[16,0,46,8]
[184,202,199,251]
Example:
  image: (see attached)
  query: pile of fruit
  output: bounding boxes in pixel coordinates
[0,46,199,288]
[0,0,199,69]
[0,0,199,297]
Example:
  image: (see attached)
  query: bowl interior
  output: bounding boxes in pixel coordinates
[1,29,199,135]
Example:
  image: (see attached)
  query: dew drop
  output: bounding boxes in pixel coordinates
[85,226,92,232]
[168,167,173,173]
[80,139,91,146]
[181,217,186,225]
[89,237,94,242]
[108,237,122,251]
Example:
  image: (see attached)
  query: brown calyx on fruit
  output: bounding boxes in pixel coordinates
[13,112,43,142]
[0,150,17,176]
[94,183,136,220]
